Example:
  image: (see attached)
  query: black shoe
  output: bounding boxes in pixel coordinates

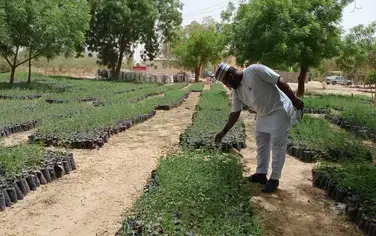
[262,179,279,193]
[249,173,267,185]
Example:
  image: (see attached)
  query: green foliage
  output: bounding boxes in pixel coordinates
[316,163,376,216]
[0,0,91,83]
[0,144,45,177]
[187,83,204,92]
[118,150,262,235]
[86,0,182,77]
[181,83,244,150]
[340,103,376,130]
[290,116,372,163]
[303,93,370,109]
[172,19,226,82]
[229,0,350,95]
[366,70,376,85]
[0,73,187,134]
[36,83,188,139]
[336,22,376,78]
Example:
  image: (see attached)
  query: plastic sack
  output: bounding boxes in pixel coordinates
[291,109,303,127]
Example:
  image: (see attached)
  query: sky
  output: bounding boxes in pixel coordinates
[181,0,376,30]
[135,0,376,63]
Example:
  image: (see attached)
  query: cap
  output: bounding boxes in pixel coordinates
[215,63,231,82]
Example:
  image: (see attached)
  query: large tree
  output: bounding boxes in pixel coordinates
[0,0,90,84]
[229,0,353,96]
[336,22,376,83]
[172,18,226,82]
[85,0,182,79]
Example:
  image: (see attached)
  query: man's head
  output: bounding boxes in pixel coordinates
[215,63,242,89]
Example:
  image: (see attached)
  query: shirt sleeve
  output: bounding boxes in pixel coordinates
[251,64,280,85]
[231,90,243,112]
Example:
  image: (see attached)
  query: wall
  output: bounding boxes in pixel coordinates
[97,69,190,83]
[275,71,309,83]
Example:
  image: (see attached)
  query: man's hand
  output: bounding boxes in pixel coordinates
[292,97,304,110]
[215,131,226,144]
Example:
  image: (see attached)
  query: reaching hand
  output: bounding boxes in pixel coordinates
[215,131,226,144]
[293,97,304,110]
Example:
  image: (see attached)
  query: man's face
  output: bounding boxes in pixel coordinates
[222,73,234,89]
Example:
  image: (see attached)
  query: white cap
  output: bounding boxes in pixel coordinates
[215,63,231,82]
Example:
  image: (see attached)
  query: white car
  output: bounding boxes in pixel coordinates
[326,76,353,86]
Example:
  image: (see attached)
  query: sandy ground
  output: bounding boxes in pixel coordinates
[0,130,34,147]
[0,93,200,236]
[289,81,374,97]
[240,113,361,236]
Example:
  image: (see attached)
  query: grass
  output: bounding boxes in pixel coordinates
[181,83,245,150]
[0,144,45,177]
[187,82,204,92]
[290,116,372,163]
[117,150,262,236]
[340,103,376,130]
[302,93,370,110]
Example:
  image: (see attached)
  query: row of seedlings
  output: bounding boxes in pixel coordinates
[154,84,201,111]
[116,150,262,236]
[325,114,376,141]
[0,120,38,137]
[0,94,42,100]
[0,145,76,210]
[312,164,376,236]
[287,116,372,163]
[180,83,246,152]
[45,83,161,105]
[29,86,192,149]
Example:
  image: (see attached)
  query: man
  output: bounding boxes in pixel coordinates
[214,63,304,193]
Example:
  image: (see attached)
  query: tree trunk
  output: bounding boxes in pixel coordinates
[115,48,124,80]
[9,66,16,84]
[9,45,19,84]
[27,51,32,84]
[194,64,201,83]
[297,65,309,97]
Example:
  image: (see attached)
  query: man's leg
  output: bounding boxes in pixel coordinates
[270,128,288,180]
[250,131,271,185]
[261,128,288,193]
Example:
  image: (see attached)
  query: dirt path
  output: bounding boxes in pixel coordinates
[0,93,201,236]
[240,112,361,236]
[0,130,34,147]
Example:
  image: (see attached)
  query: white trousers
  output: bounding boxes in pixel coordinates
[255,128,289,180]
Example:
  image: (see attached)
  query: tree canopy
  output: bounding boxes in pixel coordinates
[172,18,226,82]
[228,0,353,96]
[336,22,376,81]
[0,0,90,84]
[85,0,183,79]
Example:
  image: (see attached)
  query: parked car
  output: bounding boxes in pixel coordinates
[326,76,353,86]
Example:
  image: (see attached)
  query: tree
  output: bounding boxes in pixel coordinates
[85,0,182,79]
[336,22,376,84]
[0,0,90,84]
[366,70,376,101]
[172,18,226,82]
[229,0,353,96]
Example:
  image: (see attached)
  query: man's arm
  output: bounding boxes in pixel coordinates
[222,111,241,134]
[277,77,304,109]
[215,111,241,143]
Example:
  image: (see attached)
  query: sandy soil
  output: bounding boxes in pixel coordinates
[289,81,374,97]
[0,93,200,236]
[240,112,361,236]
[0,130,34,147]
